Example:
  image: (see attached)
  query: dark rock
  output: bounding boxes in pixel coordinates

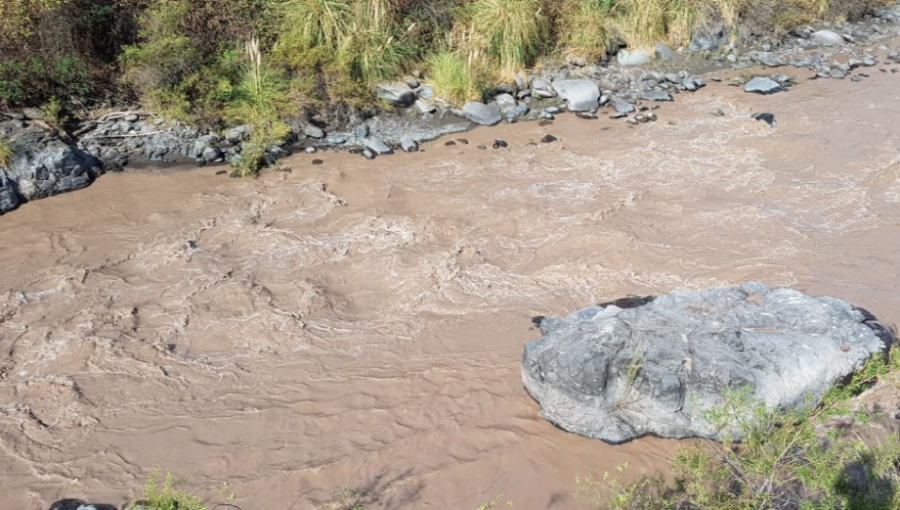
[609,112,628,119]
[0,170,20,214]
[691,29,728,51]
[215,170,227,175]
[610,97,636,114]
[375,83,417,108]
[522,282,890,444]
[201,146,222,163]
[551,80,601,112]
[640,90,673,102]
[49,499,119,510]
[540,134,558,143]
[654,43,675,62]
[364,137,393,155]
[312,159,324,165]
[576,112,598,119]
[400,137,419,152]
[505,104,530,123]
[752,112,777,128]
[492,139,508,149]
[744,77,787,94]
[445,141,457,146]
[460,102,502,126]
[2,126,103,205]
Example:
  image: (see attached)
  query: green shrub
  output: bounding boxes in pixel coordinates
[121,1,201,93]
[132,469,206,510]
[279,0,353,50]
[339,0,414,83]
[229,39,292,177]
[425,49,490,105]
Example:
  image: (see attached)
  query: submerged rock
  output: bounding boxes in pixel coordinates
[522,282,891,444]
[744,77,787,94]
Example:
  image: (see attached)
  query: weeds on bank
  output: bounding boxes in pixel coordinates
[556,0,615,61]
[581,348,900,510]
[426,50,490,104]
[0,135,13,167]
[228,38,292,177]
[131,468,206,510]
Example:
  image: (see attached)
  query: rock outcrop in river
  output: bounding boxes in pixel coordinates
[522,282,892,444]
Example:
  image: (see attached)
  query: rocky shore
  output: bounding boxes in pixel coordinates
[2,4,900,216]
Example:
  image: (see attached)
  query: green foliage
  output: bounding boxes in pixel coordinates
[132,469,206,510]
[228,41,292,177]
[0,55,91,105]
[279,0,353,49]
[41,96,68,132]
[425,50,490,105]
[339,0,415,83]
[333,485,365,510]
[579,350,900,510]
[0,136,14,168]
[464,0,548,79]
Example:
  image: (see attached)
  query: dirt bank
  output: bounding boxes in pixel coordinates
[1,56,899,509]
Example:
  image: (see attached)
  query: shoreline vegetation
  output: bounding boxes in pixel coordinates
[66,342,900,510]
[1,0,896,177]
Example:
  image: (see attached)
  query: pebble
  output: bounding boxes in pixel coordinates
[362,149,376,160]
[304,146,317,154]
[493,139,508,149]
[540,134,558,143]
[312,159,324,165]
[830,69,846,79]
[752,112,777,128]
[576,112,598,119]
[609,112,628,119]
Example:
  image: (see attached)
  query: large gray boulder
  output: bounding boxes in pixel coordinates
[2,126,102,204]
[551,80,601,112]
[522,282,891,444]
[460,102,502,126]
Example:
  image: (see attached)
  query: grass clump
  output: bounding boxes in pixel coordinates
[463,0,547,80]
[0,136,14,167]
[228,38,293,177]
[580,348,900,510]
[556,0,615,61]
[131,468,206,510]
[425,49,490,105]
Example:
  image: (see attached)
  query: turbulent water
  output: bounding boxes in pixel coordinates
[2,57,900,510]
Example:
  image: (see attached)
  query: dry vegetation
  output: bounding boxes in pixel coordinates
[0,0,893,118]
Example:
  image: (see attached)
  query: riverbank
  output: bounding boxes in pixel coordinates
[2,38,900,508]
[3,3,900,215]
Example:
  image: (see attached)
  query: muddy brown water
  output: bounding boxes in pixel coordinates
[2,60,900,510]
